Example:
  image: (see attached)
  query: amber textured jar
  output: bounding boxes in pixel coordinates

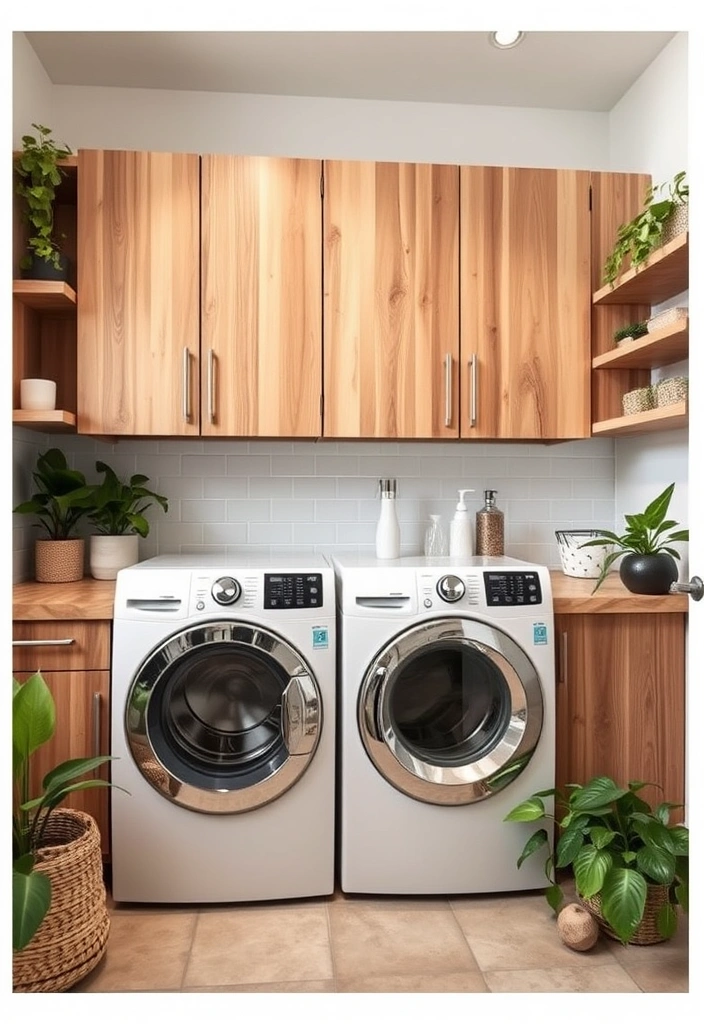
[475,489,504,556]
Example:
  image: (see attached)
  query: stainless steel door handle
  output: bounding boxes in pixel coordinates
[560,632,568,685]
[182,347,191,422]
[207,348,215,424]
[12,638,75,647]
[670,575,703,601]
[444,353,453,427]
[469,354,478,427]
[92,692,102,759]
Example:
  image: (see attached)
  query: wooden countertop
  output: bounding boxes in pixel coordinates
[12,571,687,619]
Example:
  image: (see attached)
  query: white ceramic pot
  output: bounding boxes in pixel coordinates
[555,530,613,579]
[89,534,139,580]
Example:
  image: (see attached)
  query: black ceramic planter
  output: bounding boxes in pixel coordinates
[20,253,70,283]
[619,553,679,595]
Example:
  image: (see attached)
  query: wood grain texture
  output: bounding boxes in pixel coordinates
[555,613,685,810]
[550,571,688,614]
[12,281,77,309]
[461,167,591,439]
[77,149,200,435]
[13,581,116,621]
[591,402,688,437]
[589,173,651,422]
[201,156,322,437]
[593,233,689,305]
[15,668,111,854]
[12,620,111,670]
[323,160,459,438]
[592,319,688,370]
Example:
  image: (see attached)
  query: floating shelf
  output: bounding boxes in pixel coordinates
[12,410,77,432]
[13,280,77,310]
[592,318,689,371]
[592,402,688,437]
[593,233,689,306]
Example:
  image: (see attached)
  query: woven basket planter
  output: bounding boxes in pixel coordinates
[13,810,109,993]
[622,386,654,416]
[655,376,688,408]
[34,538,85,583]
[661,204,688,245]
[647,306,688,334]
[580,885,672,945]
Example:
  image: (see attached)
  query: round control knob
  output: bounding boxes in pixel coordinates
[437,574,465,603]
[211,576,241,606]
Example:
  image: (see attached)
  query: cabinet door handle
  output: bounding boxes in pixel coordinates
[182,347,191,422]
[560,632,568,686]
[92,692,102,759]
[12,638,75,647]
[207,348,216,424]
[469,354,478,427]
[444,353,453,427]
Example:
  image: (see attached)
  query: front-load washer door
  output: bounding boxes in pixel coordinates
[358,618,543,805]
[125,621,321,813]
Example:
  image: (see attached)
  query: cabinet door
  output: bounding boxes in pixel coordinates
[323,160,459,438]
[77,149,200,435]
[201,156,323,437]
[15,669,111,857]
[461,167,591,439]
[555,613,685,811]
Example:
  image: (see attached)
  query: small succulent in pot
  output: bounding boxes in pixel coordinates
[613,321,648,345]
[580,483,688,594]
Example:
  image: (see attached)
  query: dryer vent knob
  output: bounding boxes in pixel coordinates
[212,576,242,605]
[437,574,465,603]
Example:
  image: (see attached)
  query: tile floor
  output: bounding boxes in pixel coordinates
[73,881,689,995]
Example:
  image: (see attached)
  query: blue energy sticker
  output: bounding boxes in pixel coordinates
[533,622,548,645]
[312,627,329,649]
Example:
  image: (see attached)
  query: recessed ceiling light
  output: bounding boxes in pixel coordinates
[489,31,526,50]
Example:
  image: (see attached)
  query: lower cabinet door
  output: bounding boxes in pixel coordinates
[555,613,685,812]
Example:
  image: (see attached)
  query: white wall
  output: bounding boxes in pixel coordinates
[12,32,55,139]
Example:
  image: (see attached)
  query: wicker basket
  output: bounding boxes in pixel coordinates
[34,538,85,583]
[622,386,654,416]
[580,885,672,945]
[655,376,688,407]
[661,204,688,245]
[13,810,109,992]
[647,306,688,334]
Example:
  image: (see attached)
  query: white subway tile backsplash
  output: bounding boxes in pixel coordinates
[550,499,595,523]
[159,475,205,499]
[336,522,376,544]
[137,455,183,480]
[336,478,377,499]
[293,477,337,498]
[293,522,337,545]
[226,500,271,522]
[272,500,315,522]
[226,456,272,475]
[357,455,422,476]
[158,440,205,453]
[158,523,204,548]
[182,455,228,476]
[204,477,248,498]
[315,455,360,476]
[272,454,315,475]
[549,457,594,478]
[316,500,358,521]
[181,500,228,522]
[248,522,293,544]
[250,477,292,498]
[202,523,248,545]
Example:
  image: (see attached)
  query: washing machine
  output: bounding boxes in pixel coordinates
[332,554,555,895]
[111,554,335,903]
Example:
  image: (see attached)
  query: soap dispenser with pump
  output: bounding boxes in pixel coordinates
[449,488,474,557]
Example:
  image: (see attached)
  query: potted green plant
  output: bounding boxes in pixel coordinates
[603,170,688,286]
[12,447,94,583]
[579,482,688,594]
[14,123,73,281]
[505,775,688,945]
[13,670,119,990]
[612,320,647,346]
[87,460,168,579]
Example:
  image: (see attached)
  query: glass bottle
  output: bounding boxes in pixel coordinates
[424,514,448,557]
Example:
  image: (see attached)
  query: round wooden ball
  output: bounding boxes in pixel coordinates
[557,903,599,951]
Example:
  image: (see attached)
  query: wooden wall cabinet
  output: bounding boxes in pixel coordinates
[201,156,322,437]
[12,620,112,856]
[554,612,686,811]
[323,160,460,438]
[460,166,592,439]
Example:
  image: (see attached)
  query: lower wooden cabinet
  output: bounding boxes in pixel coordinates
[554,613,686,812]
[13,620,112,856]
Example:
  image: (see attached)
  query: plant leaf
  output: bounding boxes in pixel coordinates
[555,827,586,868]
[599,868,647,944]
[656,902,678,940]
[13,867,51,951]
[504,797,546,822]
[573,846,613,898]
[545,884,564,914]
[666,826,689,857]
[642,483,674,529]
[13,673,56,778]
[588,826,616,850]
[635,845,676,885]
[516,828,548,869]
[570,777,627,811]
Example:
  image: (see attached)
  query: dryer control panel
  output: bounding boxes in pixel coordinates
[264,573,323,609]
[484,571,542,606]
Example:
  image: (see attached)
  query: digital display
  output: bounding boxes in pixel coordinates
[483,571,542,606]
[264,573,323,609]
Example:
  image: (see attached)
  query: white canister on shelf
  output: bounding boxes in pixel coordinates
[375,478,400,559]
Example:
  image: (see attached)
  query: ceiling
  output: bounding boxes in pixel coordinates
[24,31,678,112]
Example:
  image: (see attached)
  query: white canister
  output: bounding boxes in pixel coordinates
[555,530,612,579]
[375,479,400,559]
[89,534,140,580]
[20,378,57,411]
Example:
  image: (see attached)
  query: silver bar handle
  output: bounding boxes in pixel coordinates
[92,692,101,759]
[444,353,452,427]
[670,576,703,601]
[207,348,215,424]
[182,347,191,422]
[469,354,478,427]
[560,632,568,686]
[12,638,75,647]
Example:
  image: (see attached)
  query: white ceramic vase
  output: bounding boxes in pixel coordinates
[89,534,139,580]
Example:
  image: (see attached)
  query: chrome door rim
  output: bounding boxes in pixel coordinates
[358,618,543,805]
[126,621,322,814]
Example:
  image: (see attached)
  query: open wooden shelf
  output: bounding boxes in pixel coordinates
[592,401,688,437]
[13,280,77,310]
[592,232,688,306]
[12,409,77,432]
[592,318,689,370]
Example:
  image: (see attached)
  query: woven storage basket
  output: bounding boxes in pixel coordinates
[661,204,688,245]
[580,885,672,945]
[647,306,688,334]
[622,386,654,416]
[13,809,109,992]
[34,538,85,583]
[655,376,688,407]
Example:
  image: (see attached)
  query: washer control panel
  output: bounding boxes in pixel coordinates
[484,571,542,606]
[437,574,466,603]
[264,573,323,609]
[211,576,242,606]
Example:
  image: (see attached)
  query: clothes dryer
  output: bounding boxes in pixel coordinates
[332,554,555,895]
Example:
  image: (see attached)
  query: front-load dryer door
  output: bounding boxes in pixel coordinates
[125,622,321,813]
[358,618,543,805]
